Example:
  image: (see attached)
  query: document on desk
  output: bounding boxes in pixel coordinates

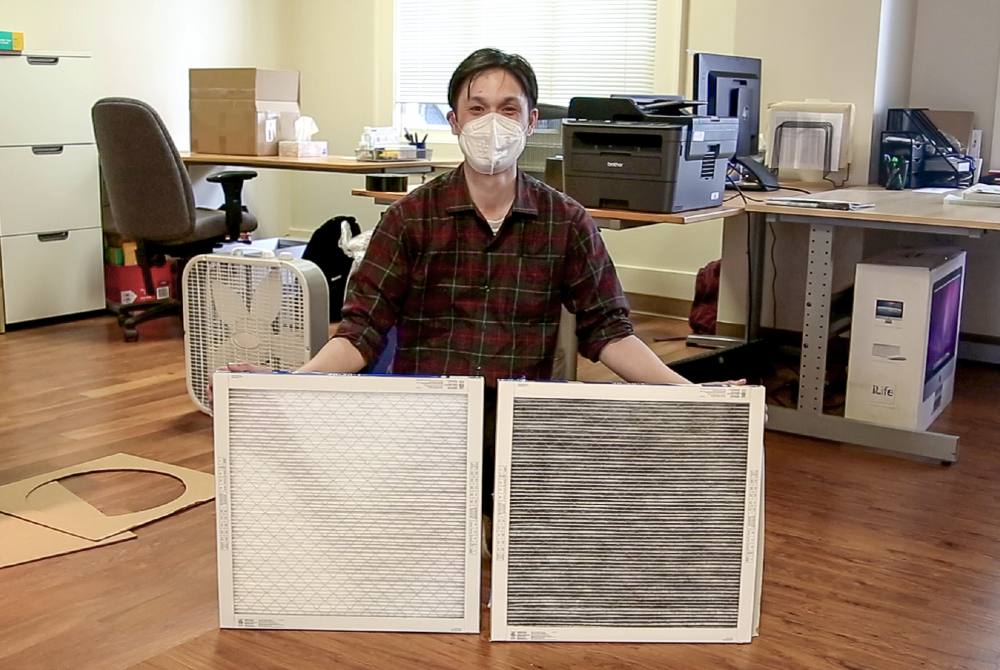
[914,187,959,194]
[766,197,875,211]
[943,183,1000,207]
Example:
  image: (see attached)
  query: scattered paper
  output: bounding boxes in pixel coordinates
[0,453,214,541]
[0,485,136,569]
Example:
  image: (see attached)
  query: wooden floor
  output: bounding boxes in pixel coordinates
[1,314,1000,669]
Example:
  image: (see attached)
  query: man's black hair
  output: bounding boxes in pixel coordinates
[447,48,538,110]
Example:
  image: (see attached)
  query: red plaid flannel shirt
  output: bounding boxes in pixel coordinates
[335,165,633,385]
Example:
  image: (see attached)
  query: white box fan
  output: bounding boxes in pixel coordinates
[183,250,329,413]
[491,380,765,643]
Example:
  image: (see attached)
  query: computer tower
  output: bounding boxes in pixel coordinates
[845,248,965,431]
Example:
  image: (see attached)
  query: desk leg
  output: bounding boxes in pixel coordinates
[746,210,767,342]
[766,406,958,461]
[798,222,835,413]
[686,210,767,350]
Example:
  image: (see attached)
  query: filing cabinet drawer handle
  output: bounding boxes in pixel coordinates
[26,56,60,66]
[37,231,70,242]
[32,145,65,155]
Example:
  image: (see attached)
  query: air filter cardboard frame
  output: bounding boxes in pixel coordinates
[491,381,765,643]
[1,491,136,570]
[0,453,215,541]
[213,372,484,633]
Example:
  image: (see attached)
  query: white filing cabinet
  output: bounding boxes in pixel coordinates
[0,52,104,328]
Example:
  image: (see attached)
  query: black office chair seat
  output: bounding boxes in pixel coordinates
[183,207,258,245]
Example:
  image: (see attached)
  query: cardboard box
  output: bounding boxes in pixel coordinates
[104,261,178,306]
[0,31,24,52]
[189,68,300,156]
[278,140,328,157]
[845,248,966,431]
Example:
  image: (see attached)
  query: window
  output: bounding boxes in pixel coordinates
[394,0,658,129]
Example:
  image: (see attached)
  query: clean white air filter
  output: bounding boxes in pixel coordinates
[492,381,765,643]
[183,252,329,414]
[213,372,483,633]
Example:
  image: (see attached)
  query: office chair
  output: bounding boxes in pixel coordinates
[92,97,258,341]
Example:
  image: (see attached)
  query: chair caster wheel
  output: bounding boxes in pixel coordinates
[123,328,139,342]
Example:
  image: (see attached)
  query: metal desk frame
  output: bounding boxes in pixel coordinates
[745,209,989,463]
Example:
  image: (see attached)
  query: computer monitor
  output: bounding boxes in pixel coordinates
[693,53,762,158]
[923,266,963,401]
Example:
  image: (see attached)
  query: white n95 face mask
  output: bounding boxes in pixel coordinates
[458,112,528,175]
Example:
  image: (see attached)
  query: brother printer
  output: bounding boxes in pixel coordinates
[561,96,739,213]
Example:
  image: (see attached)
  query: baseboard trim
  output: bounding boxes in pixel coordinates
[958,333,1000,364]
[716,321,745,338]
[626,292,691,320]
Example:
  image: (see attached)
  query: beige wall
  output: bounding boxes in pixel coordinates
[868,0,1000,338]
[600,0,723,304]
[909,0,1000,170]
[282,0,395,237]
[708,0,889,329]
[13,0,941,317]
[4,0,294,238]
[275,0,723,304]
[871,0,917,182]
[687,0,884,185]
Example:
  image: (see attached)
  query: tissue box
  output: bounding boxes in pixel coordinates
[279,140,328,158]
[0,31,24,52]
[190,68,300,156]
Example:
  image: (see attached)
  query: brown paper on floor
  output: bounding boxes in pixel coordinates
[1,497,136,570]
[0,453,215,541]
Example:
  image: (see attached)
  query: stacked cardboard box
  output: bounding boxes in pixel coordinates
[189,68,300,156]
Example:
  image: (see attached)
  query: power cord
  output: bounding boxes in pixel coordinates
[724,173,814,336]
[769,220,778,329]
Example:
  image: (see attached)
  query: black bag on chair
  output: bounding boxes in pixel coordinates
[303,215,361,321]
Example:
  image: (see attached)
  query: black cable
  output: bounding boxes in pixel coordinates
[726,174,750,203]
[746,210,752,336]
[769,220,778,329]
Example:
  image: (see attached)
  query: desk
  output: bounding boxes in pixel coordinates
[351,186,826,226]
[180,152,458,174]
[352,184,819,343]
[351,188,750,227]
[353,184,999,462]
[746,187,1000,463]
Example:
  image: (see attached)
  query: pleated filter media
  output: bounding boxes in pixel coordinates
[492,381,765,643]
[213,373,483,633]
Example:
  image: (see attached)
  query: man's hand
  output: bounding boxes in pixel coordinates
[207,362,272,405]
[223,362,271,374]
